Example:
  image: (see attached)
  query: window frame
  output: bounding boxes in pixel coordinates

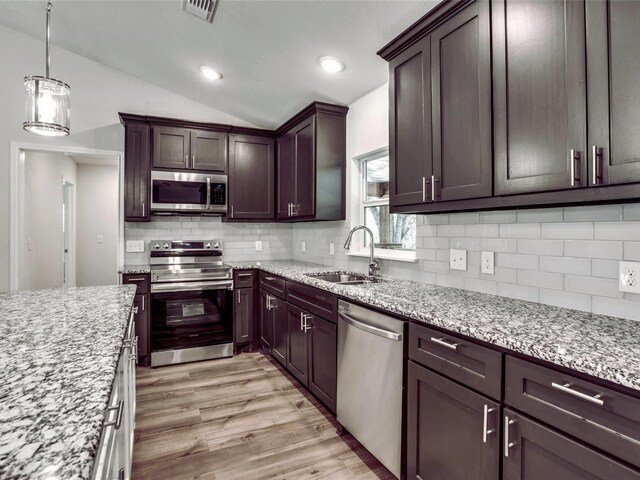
[351,147,417,262]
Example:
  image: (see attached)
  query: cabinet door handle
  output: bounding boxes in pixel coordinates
[105,400,124,429]
[592,146,603,185]
[133,306,139,315]
[192,155,196,168]
[237,291,240,304]
[431,175,439,201]
[504,416,515,457]
[141,295,145,311]
[482,405,495,443]
[422,176,426,202]
[300,312,304,331]
[570,149,580,186]
[430,337,458,350]
[551,382,604,406]
[142,202,146,217]
[206,177,211,210]
[185,155,189,168]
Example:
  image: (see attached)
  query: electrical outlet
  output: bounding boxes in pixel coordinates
[301,240,306,253]
[126,240,144,253]
[619,261,640,293]
[329,242,335,256]
[450,249,467,271]
[481,251,495,274]
[255,240,263,252]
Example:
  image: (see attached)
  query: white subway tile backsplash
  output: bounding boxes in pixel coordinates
[497,282,539,302]
[564,205,622,222]
[517,270,564,290]
[624,242,640,261]
[450,237,480,251]
[591,259,619,279]
[465,224,499,238]
[449,212,480,225]
[517,239,563,256]
[437,224,466,237]
[480,211,516,224]
[565,275,622,298]
[517,208,563,223]
[479,237,518,253]
[622,204,640,221]
[539,256,590,275]
[564,240,623,259]
[541,222,593,239]
[481,267,517,284]
[499,223,541,238]
[496,253,538,271]
[539,289,591,312]
[592,296,640,321]
[465,277,498,295]
[594,222,640,240]
[436,274,465,289]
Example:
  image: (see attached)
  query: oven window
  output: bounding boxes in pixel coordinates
[153,180,207,205]
[151,289,233,351]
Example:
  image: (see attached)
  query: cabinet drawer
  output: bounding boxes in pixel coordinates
[233,270,255,289]
[259,271,286,298]
[505,355,640,470]
[122,273,149,294]
[286,281,337,323]
[408,322,503,399]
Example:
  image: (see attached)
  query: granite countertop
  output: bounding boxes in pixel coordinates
[227,260,640,393]
[0,285,137,480]
[118,265,150,274]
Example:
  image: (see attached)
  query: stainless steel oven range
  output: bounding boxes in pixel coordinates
[149,240,233,367]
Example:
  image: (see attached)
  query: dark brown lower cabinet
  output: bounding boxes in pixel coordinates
[286,303,309,385]
[259,289,273,352]
[234,288,254,344]
[407,360,500,480]
[503,408,640,480]
[307,316,337,412]
[133,293,149,364]
[271,296,287,367]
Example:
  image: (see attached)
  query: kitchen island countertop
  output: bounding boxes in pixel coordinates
[0,285,136,480]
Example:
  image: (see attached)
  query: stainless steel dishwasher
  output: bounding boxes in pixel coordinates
[337,300,406,479]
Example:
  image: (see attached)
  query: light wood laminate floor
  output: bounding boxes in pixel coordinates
[132,352,395,480]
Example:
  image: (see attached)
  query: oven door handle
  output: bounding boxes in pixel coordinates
[151,280,233,293]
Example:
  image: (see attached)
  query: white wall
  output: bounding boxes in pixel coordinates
[293,84,640,322]
[0,24,256,291]
[76,163,119,287]
[23,151,77,290]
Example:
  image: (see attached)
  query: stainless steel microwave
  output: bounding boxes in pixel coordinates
[151,171,227,215]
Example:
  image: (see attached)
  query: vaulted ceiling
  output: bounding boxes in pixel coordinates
[0,0,440,128]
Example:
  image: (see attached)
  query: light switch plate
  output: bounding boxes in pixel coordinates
[255,240,263,252]
[126,240,144,253]
[481,251,495,274]
[329,242,335,256]
[450,249,467,271]
[619,261,640,293]
[97,234,104,244]
[301,240,306,253]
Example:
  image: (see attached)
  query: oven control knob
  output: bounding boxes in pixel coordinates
[204,242,211,249]
[153,242,160,250]
[162,242,170,249]
[213,242,220,249]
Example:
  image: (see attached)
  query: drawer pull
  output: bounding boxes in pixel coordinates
[126,277,146,282]
[105,400,124,429]
[238,273,252,277]
[430,337,458,350]
[265,276,276,281]
[551,382,604,406]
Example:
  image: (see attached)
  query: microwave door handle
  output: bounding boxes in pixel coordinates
[206,177,211,210]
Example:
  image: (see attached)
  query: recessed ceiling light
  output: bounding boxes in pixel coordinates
[319,56,344,73]
[200,66,222,80]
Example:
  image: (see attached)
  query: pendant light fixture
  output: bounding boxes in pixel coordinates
[23,1,70,136]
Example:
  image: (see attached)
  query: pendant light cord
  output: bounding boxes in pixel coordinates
[45,1,52,78]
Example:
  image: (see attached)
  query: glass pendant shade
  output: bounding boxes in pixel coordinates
[23,75,70,136]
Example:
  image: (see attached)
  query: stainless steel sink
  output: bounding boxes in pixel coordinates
[307,272,382,285]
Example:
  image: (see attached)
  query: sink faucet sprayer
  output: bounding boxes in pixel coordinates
[343,225,380,276]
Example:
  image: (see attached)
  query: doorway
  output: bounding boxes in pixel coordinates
[10,143,124,291]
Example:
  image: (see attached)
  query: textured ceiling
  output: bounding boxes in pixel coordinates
[0,0,441,128]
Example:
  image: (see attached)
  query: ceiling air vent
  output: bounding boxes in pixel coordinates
[182,0,219,23]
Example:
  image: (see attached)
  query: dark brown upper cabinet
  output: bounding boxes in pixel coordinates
[228,133,275,220]
[122,120,150,222]
[153,126,227,173]
[493,0,587,195]
[587,0,640,187]
[386,0,492,208]
[275,102,348,222]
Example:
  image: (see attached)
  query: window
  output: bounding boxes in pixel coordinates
[361,151,416,251]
